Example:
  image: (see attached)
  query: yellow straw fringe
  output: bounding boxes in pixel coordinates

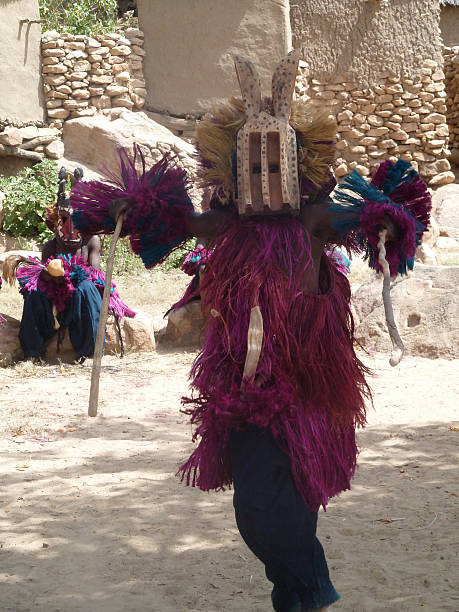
[195,97,337,200]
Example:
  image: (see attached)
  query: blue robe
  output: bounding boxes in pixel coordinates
[19,279,102,359]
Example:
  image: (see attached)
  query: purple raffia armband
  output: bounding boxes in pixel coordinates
[330,159,431,276]
[70,145,194,269]
[181,246,212,276]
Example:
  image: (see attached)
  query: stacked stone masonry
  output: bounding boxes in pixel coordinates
[444,46,459,164]
[295,58,456,187]
[41,28,146,130]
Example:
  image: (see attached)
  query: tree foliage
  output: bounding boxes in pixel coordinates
[0,160,58,241]
[39,0,118,35]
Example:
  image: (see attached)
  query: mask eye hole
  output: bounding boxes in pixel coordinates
[269,164,279,173]
[252,163,261,174]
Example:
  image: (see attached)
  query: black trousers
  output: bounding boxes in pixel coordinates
[231,426,340,611]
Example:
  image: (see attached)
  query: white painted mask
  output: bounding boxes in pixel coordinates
[234,50,300,217]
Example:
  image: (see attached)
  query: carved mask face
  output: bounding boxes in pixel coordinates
[234,51,300,217]
[56,200,81,247]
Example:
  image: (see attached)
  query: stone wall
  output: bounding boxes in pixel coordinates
[41,28,146,130]
[295,58,455,187]
[444,46,459,165]
[0,0,44,124]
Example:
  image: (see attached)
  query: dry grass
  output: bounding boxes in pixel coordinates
[0,280,23,320]
[113,269,190,320]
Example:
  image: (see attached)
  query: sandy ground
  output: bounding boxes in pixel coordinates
[0,347,457,612]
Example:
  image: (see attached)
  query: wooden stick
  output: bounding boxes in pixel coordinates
[88,214,124,417]
[377,229,404,367]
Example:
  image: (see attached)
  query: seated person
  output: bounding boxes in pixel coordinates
[18,167,103,362]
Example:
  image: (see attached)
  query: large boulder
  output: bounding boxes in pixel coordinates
[62,109,203,207]
[415,214,440,264]
[0,309,155,364]
[432,183,459,239]
[160,299,206,347]
[353,264,459,359]
[0,314,22,365]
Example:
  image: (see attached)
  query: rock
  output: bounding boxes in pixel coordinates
[71,108,96,119]
[334,162,348,177]
[353,265,459,359]
[91,95,112,110]
[68,71,88,81]
[131,45,146,57]
[0,315,22,365]
[337,110,353,122]
[106,84,129,97]
[89,74,114,85]
[111,95,134,109]
[42,48,65,57]
[422,214,440,248]
[46,108,71,120]
[354,164,369,176]
[415,243,437,265]
[125,29,143,38]
[104,310,155,354]
[113,63,130,74]
[114,71,130,83]
[62,110,202,205]
[0,309,155,363]
[18,126,39,140]
[46,100,63,109]
[63,100,89,111]
[130,93,145,108]
[111,45,132,56]
[433,183,459,238]
[42,65,68,74]
[428,172,456,187]
[71,81,89,89]
[161,300,206,347]
[366,127,390,137]
[367,114,384,127]
[44,140,65,160]
[89,86,105,96]
[429,159,451,174]
[86,37,101,50]
[44,75,67,86]
[0,128,23,147]
[72,89,91,100]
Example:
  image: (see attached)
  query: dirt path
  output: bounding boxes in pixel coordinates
[0,351,458,612]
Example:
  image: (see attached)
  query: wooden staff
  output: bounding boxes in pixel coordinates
[88,213,124,417]
[377,229,404,367]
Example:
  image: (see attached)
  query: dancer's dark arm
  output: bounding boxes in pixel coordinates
[108,198,233,240]
[87,235,101,270]
[300,198,399,245]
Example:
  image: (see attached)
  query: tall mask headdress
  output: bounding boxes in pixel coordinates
[234,51,300,217]
[194,50,337,214]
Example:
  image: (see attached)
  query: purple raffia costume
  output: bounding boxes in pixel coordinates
[69,51,431,611]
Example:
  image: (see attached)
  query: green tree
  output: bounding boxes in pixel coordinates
[39,0,118,35]
[0,160,58,241]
